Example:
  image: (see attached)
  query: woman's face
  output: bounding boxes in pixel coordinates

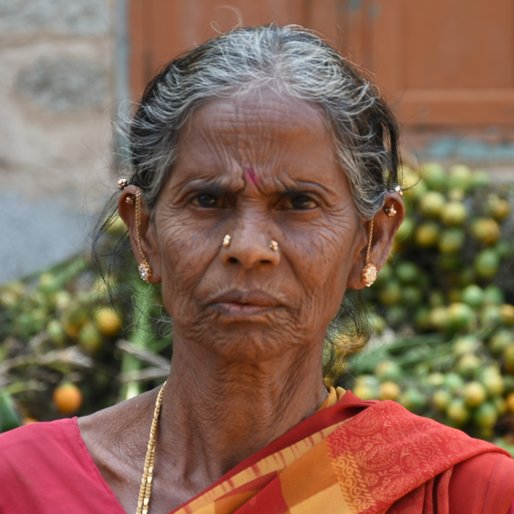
[145,89,367,361]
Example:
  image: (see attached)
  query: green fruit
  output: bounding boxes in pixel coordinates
[480,371,505,396]
[78,322,104,355]
[444,372,465,393]
[395,262,420,284]
[448,164,473,192]
[421,162,447,191]
[432,389,452,411]
[378,280,402,306]
[353,378,379,400]
[379,381,401,400]
[385,305,407,329]
[457,353,481,378]
[460,284,484,309]
[485,194,511,222]
[419,191,446,218]
[503,344,514,374]
[427,372,445,387]
[375,360,403,382]
[446,398,470,426]
[474,249,500,279]
[500,304,514,326]
[463,381,487,407]
[46,319,66,346]
[414,307,431,330]
[440,201,468,226]
[445,302,476,332]
[483,285,505,305]
[480,304,502,326]
[473,402,498,429]
[493,396,507,416]
[438,228,465,254]
[471,170,490,189]
[470,218,501,246]
[488,329,512,357]
[429,306,448,330]
[399,388,427,414]
[38,272,61,295]
[453,335,480,356]
[415,222,440,247]
[401,286,423,306]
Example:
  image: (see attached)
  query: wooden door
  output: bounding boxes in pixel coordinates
[129,0,514,129]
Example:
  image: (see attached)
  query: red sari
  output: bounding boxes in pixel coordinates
[1,389,513,513]
[171,389,514,514]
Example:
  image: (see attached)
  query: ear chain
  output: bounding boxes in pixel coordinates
[361,219,377,287]
[117,179,152,282]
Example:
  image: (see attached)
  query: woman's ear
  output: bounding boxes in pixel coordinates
[118,186,162,283]
[347,191,405,290]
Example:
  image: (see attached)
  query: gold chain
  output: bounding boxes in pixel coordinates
[134,189,145,259]
[364,218,374,266]
[136,381,167,514]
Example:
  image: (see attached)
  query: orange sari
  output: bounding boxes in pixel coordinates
[171,389,514,514]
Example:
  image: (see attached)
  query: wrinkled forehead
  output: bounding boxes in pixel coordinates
[173,89,338,185]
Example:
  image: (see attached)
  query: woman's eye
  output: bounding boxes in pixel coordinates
[191,193,224,208]
[283,194,318,210]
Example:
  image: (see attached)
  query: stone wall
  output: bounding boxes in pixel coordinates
[0,0,118,283]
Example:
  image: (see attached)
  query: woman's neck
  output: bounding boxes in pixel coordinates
[157,338,327,484]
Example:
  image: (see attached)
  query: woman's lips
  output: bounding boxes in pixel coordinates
[208,290,282,318]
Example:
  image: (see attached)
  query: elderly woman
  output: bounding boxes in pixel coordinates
[1,25,513,514]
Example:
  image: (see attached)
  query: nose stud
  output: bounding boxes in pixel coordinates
[222,234,232,248]
[269,240,279,252]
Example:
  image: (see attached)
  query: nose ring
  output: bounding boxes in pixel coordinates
[269,240,279,252]
[222,234,232,248]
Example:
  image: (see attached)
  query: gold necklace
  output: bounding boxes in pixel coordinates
[136,381,167,514]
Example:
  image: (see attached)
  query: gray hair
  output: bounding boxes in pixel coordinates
[125,24,400,219]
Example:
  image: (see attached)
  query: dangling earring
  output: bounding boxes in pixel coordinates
[361,218,377,287]
[133,188,152,283]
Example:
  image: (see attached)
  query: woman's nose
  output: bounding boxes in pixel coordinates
[220,221,280,269]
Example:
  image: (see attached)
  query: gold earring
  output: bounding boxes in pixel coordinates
[222,234,232,248]
[384,204,397,217]
[269,240,279,252]
[134,188,152,283]
[361,218,377,287]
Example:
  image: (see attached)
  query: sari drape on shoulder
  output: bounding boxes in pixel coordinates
[171,389,514,514]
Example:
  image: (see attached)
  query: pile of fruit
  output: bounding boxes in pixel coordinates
[0,161,513,454]
[0,222,169,431]
[337,162,514,452]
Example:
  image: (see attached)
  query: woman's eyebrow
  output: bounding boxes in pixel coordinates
[176,175,242,193]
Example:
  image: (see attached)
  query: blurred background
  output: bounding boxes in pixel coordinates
[1,0,514,446]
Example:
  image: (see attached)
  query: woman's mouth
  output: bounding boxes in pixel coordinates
[208,290,282,318]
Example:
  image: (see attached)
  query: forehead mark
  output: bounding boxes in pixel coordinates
[244,166,259,186]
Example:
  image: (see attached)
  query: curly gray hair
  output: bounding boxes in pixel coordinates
[124,24,400,219]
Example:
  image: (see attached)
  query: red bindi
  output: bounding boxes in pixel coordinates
[244,166,259,186]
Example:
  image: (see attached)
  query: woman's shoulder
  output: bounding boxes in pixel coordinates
[0,418,125,513]
[0,417,78,456]
[450,450,514,513]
